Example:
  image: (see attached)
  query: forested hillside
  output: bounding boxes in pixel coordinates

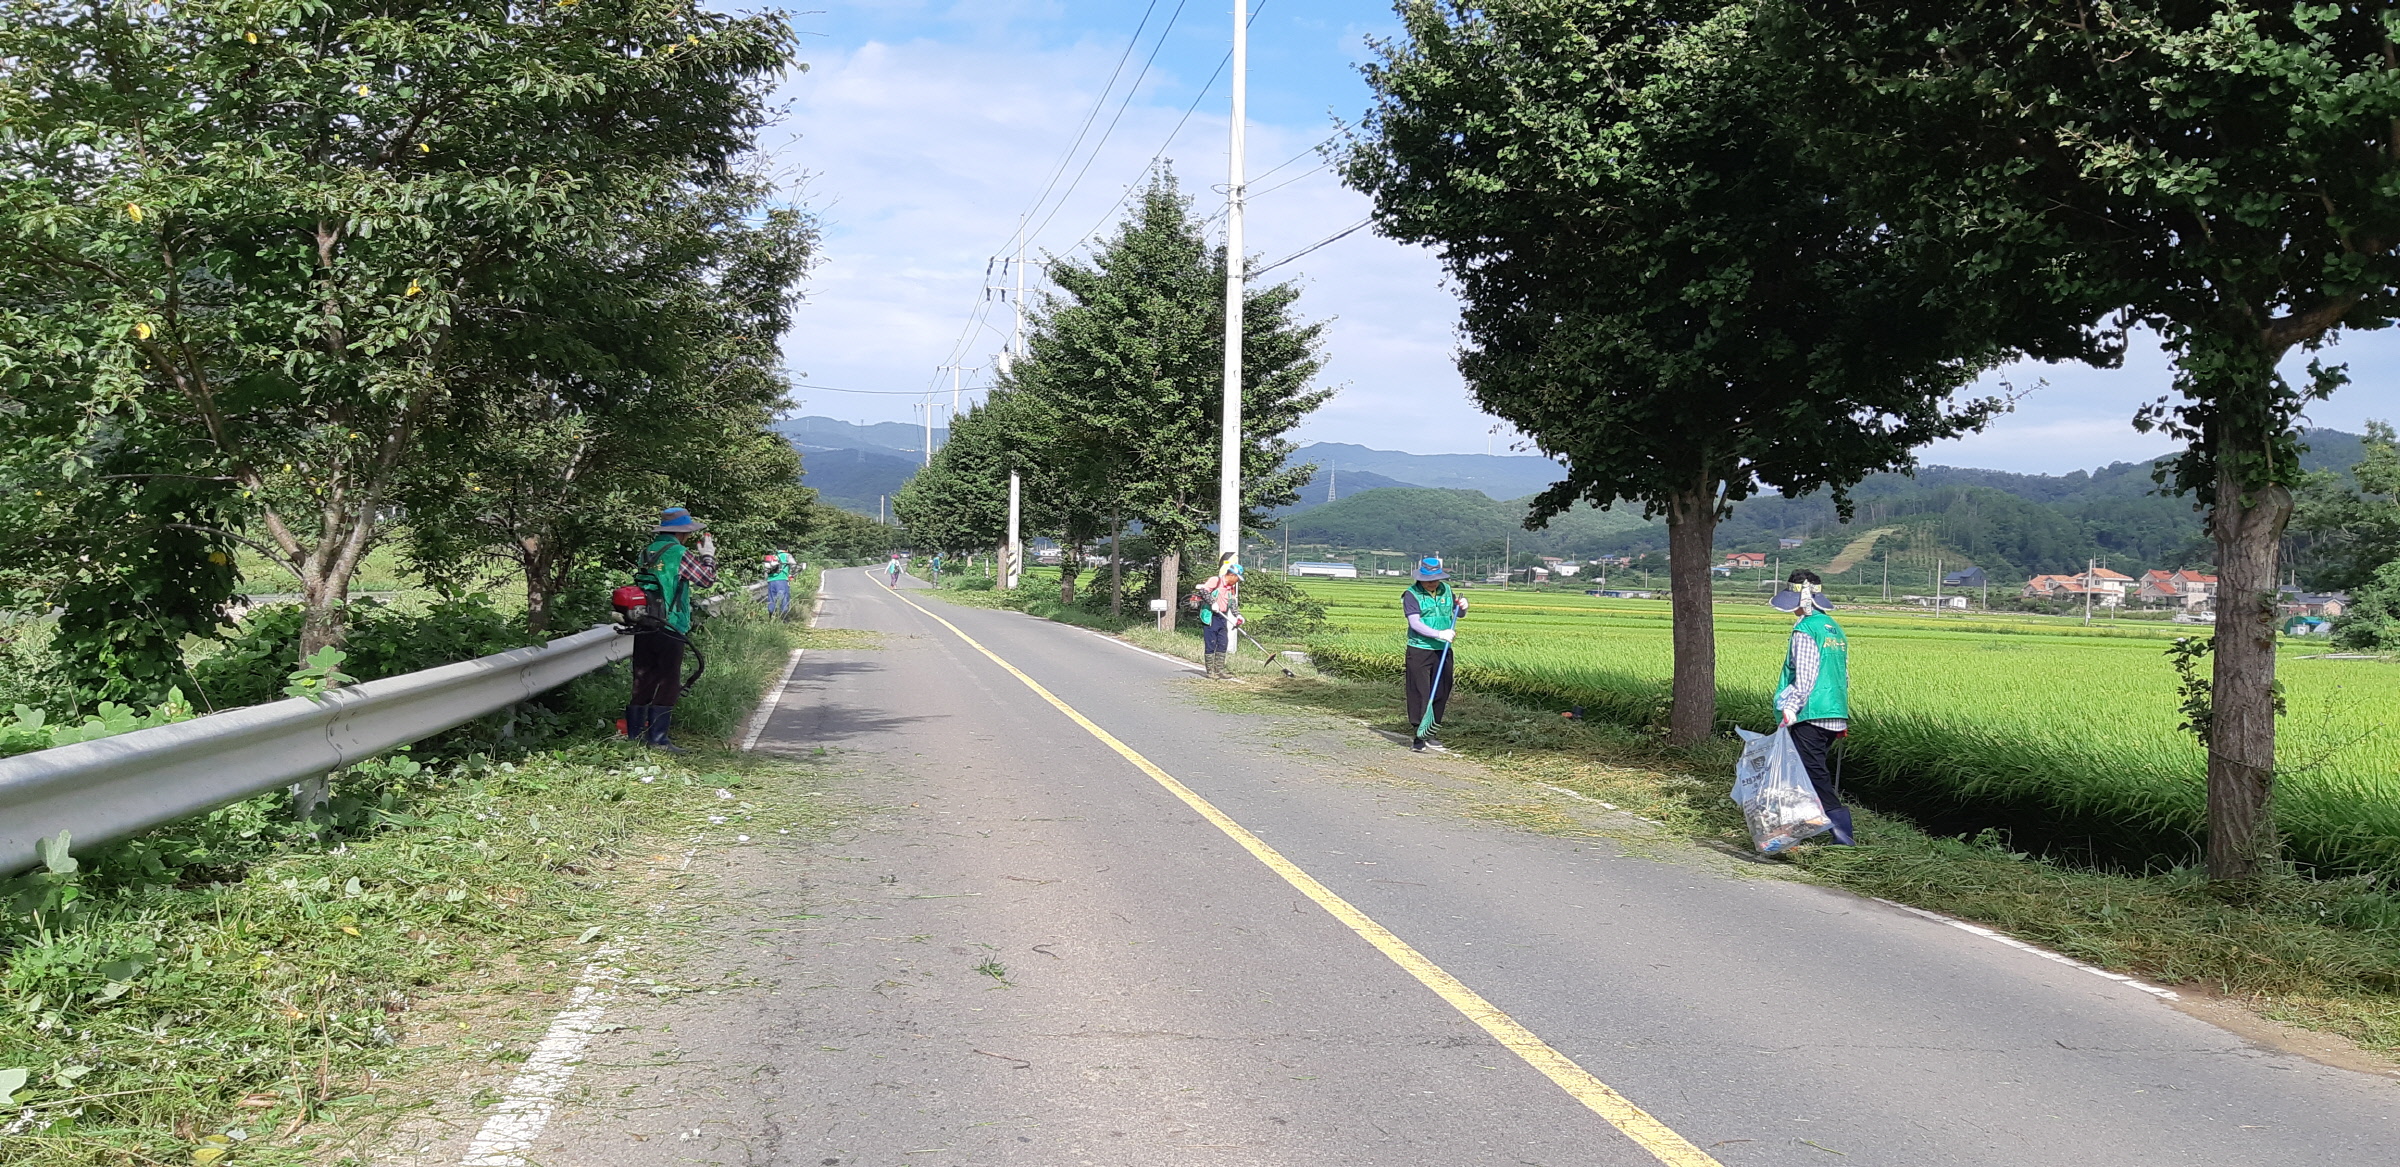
[1276,428,2371,579]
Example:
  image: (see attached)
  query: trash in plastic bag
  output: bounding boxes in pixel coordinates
[1731,726,1831,854]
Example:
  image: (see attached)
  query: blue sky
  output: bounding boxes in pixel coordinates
[763,0,2398,475]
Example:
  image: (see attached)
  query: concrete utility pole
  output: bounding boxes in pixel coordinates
[1214,0,1248,561]
[2085,557,2095,625]
[919,399,933,468]
[1005,472,1023,591]
[1934,556,1942,613]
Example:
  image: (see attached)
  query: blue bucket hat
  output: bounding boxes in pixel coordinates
[654,506,706,533]
[1413,556,1448,582]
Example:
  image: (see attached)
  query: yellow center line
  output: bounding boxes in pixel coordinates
[884,585,1721,1167]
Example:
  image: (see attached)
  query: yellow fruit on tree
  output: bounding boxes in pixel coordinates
[125,203,143,222]
[134,322,153,339]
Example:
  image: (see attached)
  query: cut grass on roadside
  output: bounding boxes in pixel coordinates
[1247,672,2400,1057]
[0,585,835,1164]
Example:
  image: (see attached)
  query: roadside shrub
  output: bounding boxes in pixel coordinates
[2332,560,2400,651]
[191,594,541,712]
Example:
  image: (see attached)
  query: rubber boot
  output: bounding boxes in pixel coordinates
[1208,652,1229,679]
[1825,805,1856,846]
[622,704,651,743]
[646,706,690,754]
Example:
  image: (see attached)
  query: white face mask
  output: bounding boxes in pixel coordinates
[1791,583,1821,614]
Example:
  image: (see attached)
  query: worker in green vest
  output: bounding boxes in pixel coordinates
[627,507,717,752]
[1772,568,1854,844]
[762,548,794,617]
[1402,556,1467,751]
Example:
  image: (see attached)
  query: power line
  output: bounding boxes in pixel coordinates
[1005,0,1166,259]
[1245,160,1327,202]
[1060,0,1275,258]
[1019,0,1194,252]
[1248,129,1342,187]
[1248,216,1372,279]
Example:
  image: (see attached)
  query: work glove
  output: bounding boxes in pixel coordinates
[697,533,716,558]
[1230,614,1245,629]
[1780,709,1796,727]
[1436,629,1454,644]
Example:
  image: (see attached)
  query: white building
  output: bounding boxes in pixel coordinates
[1288,561,1359,579]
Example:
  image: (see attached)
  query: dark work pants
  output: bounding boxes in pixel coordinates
[1404,645,1455,733]
[1203,618,1231,653]
[1789,721,1855,844]
[630,631,687,707]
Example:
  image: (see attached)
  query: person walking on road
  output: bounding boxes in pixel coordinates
[627,507,718,753]
[885,553,904,588]
[1773,569,1856,845]
[1402,556,1466,751]
[1195,556,1244,679]
[762,548,794,618]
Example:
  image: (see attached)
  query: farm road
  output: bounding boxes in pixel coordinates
[502,567,2397,1167]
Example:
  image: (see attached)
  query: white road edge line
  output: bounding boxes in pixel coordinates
[741,648,806,752]
[1873,897,2179,1000]
[457,945,624,1166]
[1080,628,1206,673]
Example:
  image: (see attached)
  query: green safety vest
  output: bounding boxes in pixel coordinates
[1778,611,1851,722]
[1404,584,1458,651]
[766,553,791,582]
[635,535,693,633]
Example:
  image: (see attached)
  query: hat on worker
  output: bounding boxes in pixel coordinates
[1770,580,1834,613]
[1413,556,1448,582]
[654,506,705,533]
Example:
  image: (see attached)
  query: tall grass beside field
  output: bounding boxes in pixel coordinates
[1299,581,2400,880]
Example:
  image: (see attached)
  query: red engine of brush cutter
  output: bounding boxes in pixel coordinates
[611,585,652,627]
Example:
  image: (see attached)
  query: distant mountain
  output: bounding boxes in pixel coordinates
[1288,441,1564,501]
[773,417,939,515]
[1283,488,1656,557]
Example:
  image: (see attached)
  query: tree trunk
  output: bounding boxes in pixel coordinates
[1061,543,1081,605]
[1110,509,1123,619]
[523,544,554,635]
[1665,485,1720,746]
[1156,550,1180,633]
[2206,467,2293,880]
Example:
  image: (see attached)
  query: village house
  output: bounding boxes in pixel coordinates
[2278,587,2349,619]
[2023,573,2124,608]
[1722,552,1767,569]
[2136,568,2218,612]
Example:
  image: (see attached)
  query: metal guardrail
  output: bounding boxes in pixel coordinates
[0,624,633,873]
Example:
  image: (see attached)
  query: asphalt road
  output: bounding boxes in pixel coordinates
[491,567,2399,1167]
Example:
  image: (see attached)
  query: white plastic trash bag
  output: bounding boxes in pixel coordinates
[1732,727,1832,854]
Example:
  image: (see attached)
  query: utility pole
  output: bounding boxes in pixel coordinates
[878,495,886,526]
[1327,462,1337,504]
[2084,557,2095,625]
[939,363,967,427]
[1934,556,1942,613]
[1503,531,1511,588]
[919,399,933,468]
[1005,472,1022,590]
[1214,0,1249,563]
[1881,553,1888,602]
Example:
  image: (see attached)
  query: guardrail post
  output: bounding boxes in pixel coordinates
[290,774,330,827]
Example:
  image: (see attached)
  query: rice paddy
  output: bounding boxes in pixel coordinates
[1299,580,2400,880]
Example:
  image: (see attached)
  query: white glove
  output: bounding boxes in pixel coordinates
[1230,614,1245,628]
[1780,709,1796,727]
[697,533,716,557]
[1436,629,1455,644]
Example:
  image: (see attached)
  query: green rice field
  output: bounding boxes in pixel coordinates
[1299,579,2400,880]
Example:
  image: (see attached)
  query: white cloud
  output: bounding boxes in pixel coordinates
[760,12,2400,473]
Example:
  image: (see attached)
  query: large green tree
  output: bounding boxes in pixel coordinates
[1784,0,2400,878]
[1344,0,2104,743]
[398,179,817,631]
[1020,170,1327,624]
[0,0,796,657]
